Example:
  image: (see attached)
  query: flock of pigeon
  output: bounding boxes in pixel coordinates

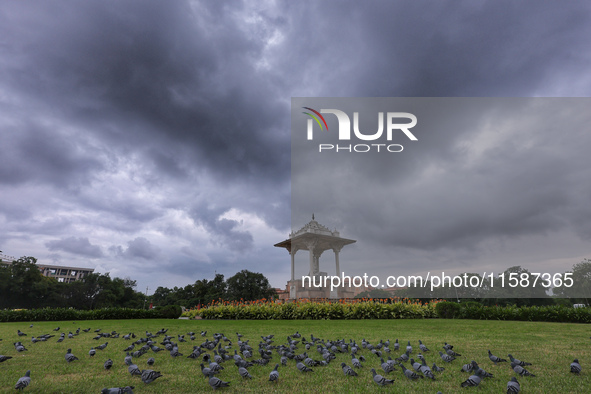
[0,324,585,392]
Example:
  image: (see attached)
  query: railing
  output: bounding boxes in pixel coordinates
[0,253,16,262]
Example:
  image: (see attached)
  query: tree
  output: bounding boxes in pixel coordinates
[554,259,591,304]
[226,270,275,301]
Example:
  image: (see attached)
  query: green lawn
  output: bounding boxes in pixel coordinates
[0,318,589,393]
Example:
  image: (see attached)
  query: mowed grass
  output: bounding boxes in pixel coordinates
[0,318,589,393]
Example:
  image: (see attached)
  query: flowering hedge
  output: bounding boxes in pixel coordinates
[184,298,439,320]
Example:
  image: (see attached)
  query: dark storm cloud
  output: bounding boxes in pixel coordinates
[189,203,254,252]
[45,236,103,258]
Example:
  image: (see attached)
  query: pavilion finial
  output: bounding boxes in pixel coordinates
[312,213,315,220]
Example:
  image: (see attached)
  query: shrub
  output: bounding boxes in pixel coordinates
[155,305,183,319]
[435,301,461,319]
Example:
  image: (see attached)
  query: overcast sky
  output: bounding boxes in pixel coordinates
[1,1,590,295]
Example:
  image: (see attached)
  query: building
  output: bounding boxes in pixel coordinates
[274,215,356,299]
[0,254,94,283]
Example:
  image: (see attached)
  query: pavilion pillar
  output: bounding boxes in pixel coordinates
[290,246,299,281]
[332,244,343,276]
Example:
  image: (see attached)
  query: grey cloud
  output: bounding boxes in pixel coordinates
[110,237,161,261]
[45,237,104,258]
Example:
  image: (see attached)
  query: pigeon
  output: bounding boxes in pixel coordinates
[394,339,399,351]
[208,374,230,389]
[371,368,394,385]
[89,348,96,357]
[104,359,113,370]
[508,354,532,366]
[269,363,279,382]
[460,362,473,373]
[406,341,413,353]
[507,377,520,393]
[17,330,27,337]
[446,347,462,357]
[439,351,455,362]
[460,370,482,387]
[433,362,445,372]
[341,362,358,376]
[0,355,13,362]
[53,327,60,331]
[400,363,423,380]
[141,369,162,384]
[396,350,410,362]
[351,354,362,368]
[147,357,155,366]
[511,362,536,377]
[238,367,253,379]
[570,359,582,374]
[209,361,224,372]
[296,362,313,372]
[471,361,493,378]
[380,358,395,374]
[419,340,430,352]
[200,363,215,377]
[488,350,507,364]
[15,370,31,391]
[128,363,142,376]
[124,352,133,365]
[14,342,27,352]
[101,387,135,394]
[65,349,79,363]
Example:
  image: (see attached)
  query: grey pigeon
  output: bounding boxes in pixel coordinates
[269,363,279,382]
[511,362,536,377]
[351,354,362,368]
[208,374,230,390]
[488,350,507,364]
[508,354,532,366]
[507,377,520,393]
[400,363,423,380]
[380,358,394,374]
[433,362,445,372]
[101,387,134,394]
[65,349,79,363]
[296,362,313,372]
[471,360,493,378]
[147,357,155,366]
[200,363,214,377]
[406,341,413,353]
[439,351,455,362]
[15,370,31,391]
[371,368,394,385]
[124,352,132,365]
[209,361,224,372]
[341,362,358,376]
[461,371,482,387]
[238,367,253,379]
[460,362,473,373]
[89,348,96,357]
[394,339,399,351]
[128,363,141,376]
[0,355,13,362]
[570,359,582,374]
[104,359,113,370]
[141,369,162,384]
[418,340,430,352]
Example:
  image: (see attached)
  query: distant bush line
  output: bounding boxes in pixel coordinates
[0,305,182,322]
[435,301,591,323]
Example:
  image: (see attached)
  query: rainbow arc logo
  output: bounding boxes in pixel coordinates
[302,107,328,132]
